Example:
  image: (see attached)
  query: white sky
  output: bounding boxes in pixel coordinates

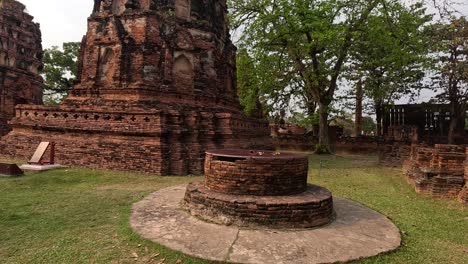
[22,0,468,49]
[22,0,93,48]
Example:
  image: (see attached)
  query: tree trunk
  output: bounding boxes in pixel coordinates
[375,101,383,137]
[317,103,330,153]
[306,101,316,116]
[448,102,465,144]
[354,80,363,137]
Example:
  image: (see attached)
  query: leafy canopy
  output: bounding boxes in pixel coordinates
[42,42,80,104]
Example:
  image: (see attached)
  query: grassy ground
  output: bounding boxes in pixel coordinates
[0,155,466,264]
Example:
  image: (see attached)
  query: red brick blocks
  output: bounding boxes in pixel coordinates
[184,150,334,228]
[404,144,467,200]
[204,150,308,196]
[0,163,23,176]
[457,147,468,204]
[0,0,272,175]
[0,0,43,136]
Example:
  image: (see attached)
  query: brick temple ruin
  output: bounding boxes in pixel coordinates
[403,144,465,199]
[184,150,334,228]
[0,0,270,175]
[0,0,43,136]
[378,104,467,204]
[379,104,467,167]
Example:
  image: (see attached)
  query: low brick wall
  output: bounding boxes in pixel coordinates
[184,182,334,228]
[204,151,308,196]
[404,144,466,199]
[0,163,23,176]
[0,106,271,175]
[185,149,335,228]
[379,142,412,167]
[458,148,468,204]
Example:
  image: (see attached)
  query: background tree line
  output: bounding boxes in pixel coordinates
[232,0,466,149]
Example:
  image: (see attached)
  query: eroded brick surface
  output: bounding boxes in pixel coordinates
[204,151,309,196]
[0,0,270,175]
[379,125,418,167]
[0,0,43,136]
[404,144,466,199]
[184,182,334,229]
[457,148,468,204]
[184,150,334,228]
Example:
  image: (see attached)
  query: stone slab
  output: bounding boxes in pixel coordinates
[131,185,401,264]
[20,164,67,172]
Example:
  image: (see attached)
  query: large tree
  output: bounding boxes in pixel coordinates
[230,0,395,151]
[430,16,467,144]
[350,1,431,136]
[42,42,80,104]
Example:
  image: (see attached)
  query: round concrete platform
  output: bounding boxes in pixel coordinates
[130,185,401,264]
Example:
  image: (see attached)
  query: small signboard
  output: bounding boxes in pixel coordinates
[28,142,55,165]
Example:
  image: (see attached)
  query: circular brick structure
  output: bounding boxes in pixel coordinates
[204,150,309,196]
[184,150,334,228]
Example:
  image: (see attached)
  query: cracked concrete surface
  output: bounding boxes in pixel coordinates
[130,185,401,264]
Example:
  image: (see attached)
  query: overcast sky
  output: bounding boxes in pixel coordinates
[22,0,93,48]
[22,0,468,49]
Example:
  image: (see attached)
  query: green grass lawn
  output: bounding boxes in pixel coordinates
[0,155,467,264]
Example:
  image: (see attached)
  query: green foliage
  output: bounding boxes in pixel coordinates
[350,1,432,108]
[314,144,330,154]
[288,112,319,127]
[230,0,405,147]
[430,16,468,142]
[42,42,80,104]
[237,50,262,115]
[362,116,377,134]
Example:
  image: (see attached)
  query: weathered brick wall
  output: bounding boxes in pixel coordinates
[0,0,272,175]
[404,144,466,199]
[385,125,419,142]
[204,152,308,196]
[184,182,334,228]
[379,125,419,167]
[69,0,239,109]
[0,105,271,175]
[379,142,412,167]
[0,0,43,136]
[1,127,166,174]
[184,149,334,228]
[457,148,468,204]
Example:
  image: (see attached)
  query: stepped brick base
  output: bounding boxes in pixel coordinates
[404,144,467,200]
[185,149,334,228]
[0,105,270,175]
[184,182,334,228]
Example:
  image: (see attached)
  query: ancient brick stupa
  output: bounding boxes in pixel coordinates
[184,150,334,228]
[0,0,270,175]
[0,0,43,136]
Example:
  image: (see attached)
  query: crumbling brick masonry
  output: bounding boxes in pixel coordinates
[0,0,270,175]
[184,150,334,228]
[0,0,43,136]
[404,144,466,199]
